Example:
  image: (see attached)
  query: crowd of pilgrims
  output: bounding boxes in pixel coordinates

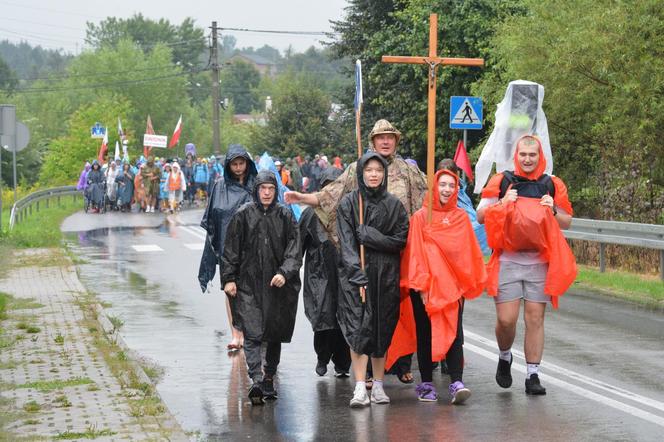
[192,113,576,409]
[76,150,345,214]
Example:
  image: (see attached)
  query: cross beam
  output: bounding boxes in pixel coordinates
[382,14,483,221]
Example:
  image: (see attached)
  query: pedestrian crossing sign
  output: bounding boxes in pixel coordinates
[450,96,483,130]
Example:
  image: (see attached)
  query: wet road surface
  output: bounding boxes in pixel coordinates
[63,210,664,441]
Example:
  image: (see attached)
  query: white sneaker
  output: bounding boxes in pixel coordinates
[349,384,370,408]
[370,383,390,404]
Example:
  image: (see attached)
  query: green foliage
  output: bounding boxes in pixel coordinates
[220,60,261,113]
[329,0,526,163]
[257,71,333,158]
[0,40,71,78]
[85,14,206,68]
[0,56,17,93]
[474,0,664,222]
[39,96,132,185]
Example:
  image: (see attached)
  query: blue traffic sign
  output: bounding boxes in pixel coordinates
[90,123,106,139]
[450,96,483,130]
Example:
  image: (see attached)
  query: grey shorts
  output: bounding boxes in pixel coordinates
[495,261,550,304]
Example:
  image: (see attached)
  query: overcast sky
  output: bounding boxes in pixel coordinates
[0,0,349,54]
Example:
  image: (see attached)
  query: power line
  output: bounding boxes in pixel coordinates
[0,0,106,20]
[0,16,87,32]
[219,27,335,36]
[16,63,201,82]
[4,68,210,94]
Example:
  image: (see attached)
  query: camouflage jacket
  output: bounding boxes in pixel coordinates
[315,156,427,246]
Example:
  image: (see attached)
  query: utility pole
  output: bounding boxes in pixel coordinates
[210,21,221,155]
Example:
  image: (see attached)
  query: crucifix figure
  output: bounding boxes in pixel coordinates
[382,13,484,221]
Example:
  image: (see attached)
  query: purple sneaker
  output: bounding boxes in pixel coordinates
[449,381,471,405]
[415,382,438,402]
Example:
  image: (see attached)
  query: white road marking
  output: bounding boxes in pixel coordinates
[179,225,207,241]
[184,243,204,250]
[131,244,164,252]
[464,330,664,428]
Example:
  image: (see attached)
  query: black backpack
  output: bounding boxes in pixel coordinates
[498,170,555,199]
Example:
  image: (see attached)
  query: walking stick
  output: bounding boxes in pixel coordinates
[355,60,366,304]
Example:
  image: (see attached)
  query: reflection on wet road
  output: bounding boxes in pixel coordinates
[64,210,664,441]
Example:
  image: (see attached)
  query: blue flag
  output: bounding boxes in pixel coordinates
[354,59,363,112]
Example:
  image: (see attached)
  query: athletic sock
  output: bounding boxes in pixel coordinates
[373,379,384,387]
[499,349,512,362]
[355,381,365,389]
[526,363,539,379]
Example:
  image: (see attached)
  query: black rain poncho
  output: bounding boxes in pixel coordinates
[336,152,409,357]
[85,164,105,206]
[115,167,135,206]
[299,167,343,332]
[198,145,257,291]
[220,170,302,342]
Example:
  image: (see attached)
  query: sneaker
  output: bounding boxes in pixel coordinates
[262,377,278,400]
[495,355,513,388]
[449,381,471,405]
[525,374,547,395]
[315,361,328,377]
[248,382,264,405]
[370,383,390,404]
[415,382,438,402]
[334,369,350,378]
[349,383,370,408]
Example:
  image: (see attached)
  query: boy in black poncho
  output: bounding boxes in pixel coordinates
[221,170,302,405]
[299,167,351,378]
[336,152,409,408]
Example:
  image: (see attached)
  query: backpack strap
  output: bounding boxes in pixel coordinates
[498,171,515,199]
[538,174,556,198]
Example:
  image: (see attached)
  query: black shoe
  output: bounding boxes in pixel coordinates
[262,377,278,400]
[315,361,328,377]
[334,368,350,378]
[248,382,264,405]
[495,355,513,388]
[525,374,547,395]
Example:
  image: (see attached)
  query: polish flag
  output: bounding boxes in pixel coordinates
[97,129,109,164]
[454,139,474,181]
[168,115,182,148]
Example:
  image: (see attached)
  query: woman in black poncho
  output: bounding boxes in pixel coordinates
[336,152,409,408]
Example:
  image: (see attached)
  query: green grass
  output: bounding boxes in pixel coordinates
[575,265,664,305]
[22,401,41,413]
[15,377,94,392]
[54,426,116,440]
[1,197,81,248]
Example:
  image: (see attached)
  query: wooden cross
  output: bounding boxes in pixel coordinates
[382,13,484,221]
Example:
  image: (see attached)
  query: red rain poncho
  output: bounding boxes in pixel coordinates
[481,138,576,308]
[386,170,487,368]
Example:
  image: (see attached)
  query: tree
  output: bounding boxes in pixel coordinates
[474,0,664,222]
[85,14,206,68]
[220,61,261,114]
[39,95,133,185]
[329,0,526,165]
[257,71,332,158]
[0,56,17,93]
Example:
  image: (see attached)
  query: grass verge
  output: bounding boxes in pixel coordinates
[0,198,81,248]
[574,264,664,306]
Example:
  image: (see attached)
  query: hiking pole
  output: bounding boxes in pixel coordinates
[355,60,366,304]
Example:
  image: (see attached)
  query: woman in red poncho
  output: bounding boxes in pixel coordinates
[477,134,576,396]
[387,169,487,404]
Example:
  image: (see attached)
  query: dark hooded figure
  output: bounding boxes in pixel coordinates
[115,162,135,212]
[298,167,351,378]
[336,152,409,407]
[198,144,258,351]
[221,170,302,405]
[85,160,105,210]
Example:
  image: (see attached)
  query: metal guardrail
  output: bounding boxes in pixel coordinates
[565,218,664,280]
[9,185,81,230]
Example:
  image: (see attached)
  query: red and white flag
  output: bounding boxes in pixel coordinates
[454,139,474,181]
[168,114,182,148]
[97,129,109,164]
[143,115,155,158]
[117,117,126,143]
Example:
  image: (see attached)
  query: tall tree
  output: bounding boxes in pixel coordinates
[0,56,18,93]
[474,0,664,222]
[220,60,261,114]
[85,14,206,68]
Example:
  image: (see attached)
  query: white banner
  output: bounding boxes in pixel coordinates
[143,134,168,148]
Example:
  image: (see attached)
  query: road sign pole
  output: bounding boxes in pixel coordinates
[12,147,17,203]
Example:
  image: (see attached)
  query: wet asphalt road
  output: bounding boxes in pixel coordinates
[62,209,664,441]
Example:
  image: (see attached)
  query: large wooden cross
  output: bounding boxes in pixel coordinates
[382,13,484,221]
